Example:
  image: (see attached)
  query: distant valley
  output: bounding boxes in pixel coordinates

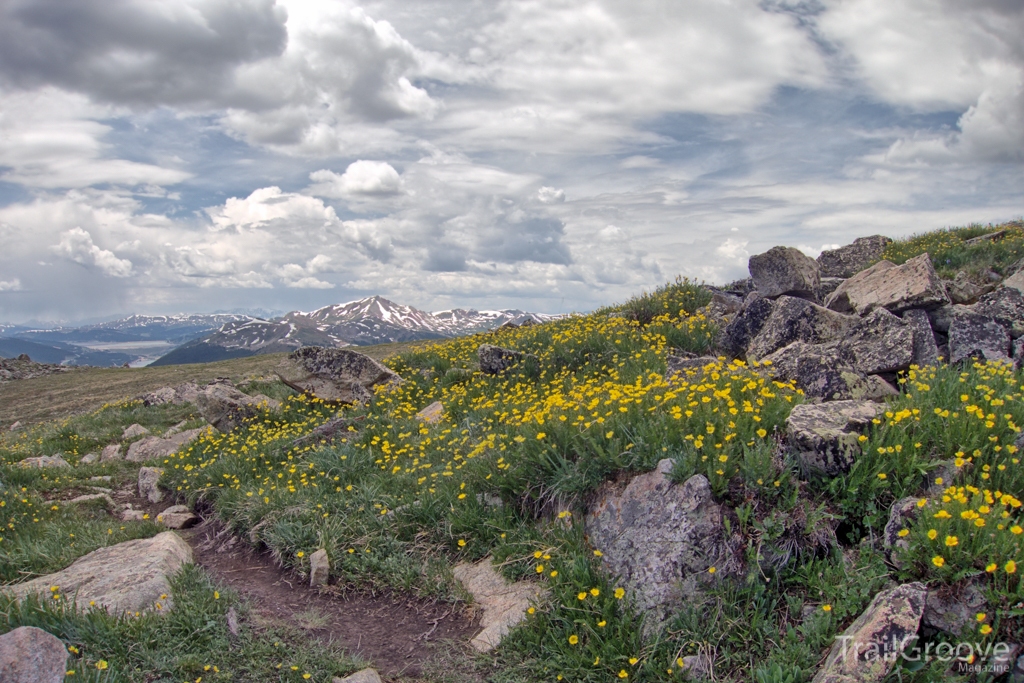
[0,297,556,368]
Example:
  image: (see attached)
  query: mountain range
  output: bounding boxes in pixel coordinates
[0,297,555,367]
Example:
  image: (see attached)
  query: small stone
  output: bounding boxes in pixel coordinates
[100,444,122,462]
[332,669,383,683]
[922,582,987,637]
[748,246,821,300]
[122,423,150,439]
[66,493,114,507]
[79,452,99,465]
[89,475,112,482]
[787,401,881,476]
[122,509,147,522]
[309,548,330,587]
[138,467,165,503]
[8,421,22,432]
[0,626,68,683]
[18,454,70,469]
[453,557,546,652]
[157,505,198,529]
[882,497,920,563]
[415,401,444,424]
[665,354,718,380]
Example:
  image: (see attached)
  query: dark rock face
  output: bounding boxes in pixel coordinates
[948,311,1012,364]
[816,235,892,278]
[971,287,1024,338]
[275,347,402,403]
[478,344,525,374]
[747,296,855,361]
[826,254,949,315]
[585,461,736,631]
[922,582,988,637]
[762,342,872,402]
[196,383,279,432]
[748,246,821,300]
[786,400,881,476]
[839,308,914,375]
[719,292,774,358]
[0,626,68,683]
[811,583,927,683]
[901,309,940,367]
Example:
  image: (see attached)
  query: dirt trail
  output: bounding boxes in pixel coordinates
[183,520,479,680]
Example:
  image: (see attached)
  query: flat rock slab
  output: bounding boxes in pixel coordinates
[0,626,68,683]
[826,253,949,315]
[585,461,735,630]
[2,531,192,615]
[126,428,205,463]
[276,347,402,403]
[452,557,545,652]
[17,454,70,469]
[787,401,881,476]
[812,582,926,683]
[415,401,444,424]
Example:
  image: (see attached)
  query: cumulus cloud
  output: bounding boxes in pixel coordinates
[307,161,402,197]
[207,186,339,230]
[52,227,133,277]
[0,278,22,291]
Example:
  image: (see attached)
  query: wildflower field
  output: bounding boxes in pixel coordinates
[2,223,1024,682]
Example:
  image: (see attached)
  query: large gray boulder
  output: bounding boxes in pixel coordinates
[2,532,192,615]
[746,296,855,361]
[825,253,949,315]
[585,461,736,630]
[748,246,820,300]
[902,309,941,367]
[762,342,873,402]
[838,308,914,375]
[0,626,68,683]
[478,344,526,374]
[719,292,774,358]
[971,287,1024,338]
[126,428,204,463]
[196,383,280,432]
[816,235,892,278]
[787,400,881,476]
[276,347,402,404]
[812,583,926,683]
[948,310,1012,364]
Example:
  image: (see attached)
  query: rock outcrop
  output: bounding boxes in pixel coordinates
[0,626,68,683]
[763,342,873,402]
[787,401,881,476]
[275,347,402,403]
[839,308,914,375]
[746,296,854,361]
[748,246,820,300]
[825,254,949,315]
[817,235,891,278]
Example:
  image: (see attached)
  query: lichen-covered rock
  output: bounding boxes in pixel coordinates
[697,290,744,327]
[478,344,524,374]
[817,235,892,278]
[719,292,774,358]
[138,467,165,503]
[826,254,949,315]
[945,271,987,304]
[948,311,1012,364]
[787,401,881,476]
[137,381,201,407]
[971,287,1024,338]
[122,423,150,439]
[838,308,914,375]
[0,626,68,683]
[748,246,821,300]
[585,461,736,630]
[453,557,546,652]
[819,277,846,298]
[746,296,855,361]
[100,443,122,462]
[882,497,920,562]
[762,342,872,401]
[2,532,192,614]
[923,582,987,637]
[811,583,927,683]
[196,383,279,432]
[276,347,402,403]
[18,454,70,469]
[902,309,940,367]
[126,429,204,463]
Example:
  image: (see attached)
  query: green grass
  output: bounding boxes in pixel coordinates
[879,220,1024,280]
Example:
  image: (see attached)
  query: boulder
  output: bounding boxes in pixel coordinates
[126,429,204,463]
[2,531,192,614]
[817,235,892,278]
[99,444,122,462]
[1002,269,1024,294]
[819,277,846,299]
[332,669,383,683]
[922,582,987,637]
[901,309,941,367]
[478,344,529,374]
[787,401,881,476]
[748,246,820,300]
[309,548,330,587]
[762,342,873,402]
[138,467,165,503]
[156,505,198,529]
[948,311,1011,364]
[18,454,70,469]
[196,383,279,432]
[79,452,99,465]
[0,626,68,683]
[945,271,986,304]
[1016,337,1024,370]
[971,287,1024,338]
[122,423,150,439]
[926,303,969,334]
[290,416,356,450]
[138,381,201,407]
[697,290,743,327]
[811,582,926,683]
[838,308,914,375]
[585,461,736,630]
[746,296,855,361]
[452,557,546,652]
[276,347,401,404]
[719,292,774,358]
[825,254,949,315]
[415,401,444,424]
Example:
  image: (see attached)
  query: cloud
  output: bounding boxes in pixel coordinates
[307,161,402,197]
[0,278,22,291]
[52,227,133,277]
[207,186,338,230]
[537,186,565,204]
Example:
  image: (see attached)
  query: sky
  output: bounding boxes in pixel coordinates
[0,0,1022,324]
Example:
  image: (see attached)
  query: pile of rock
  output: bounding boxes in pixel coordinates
[0,355,72,383]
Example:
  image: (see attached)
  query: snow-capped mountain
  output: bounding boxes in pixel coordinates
[150,296,558,365]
